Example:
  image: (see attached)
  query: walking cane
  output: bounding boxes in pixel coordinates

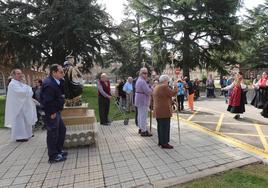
[149,105,152,132]
[169,52,181,144]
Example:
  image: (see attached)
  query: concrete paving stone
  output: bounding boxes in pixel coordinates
[118,173,134,183]
[156,165,171,173]
[148,174,163,182]
[74,167,89,175]
[144,167,159,176]
[173,168,187,177]
[58,175,74,186]
[125,159,139,166]
[115,161,127,168]
[103,169,117,178]
[62,163,76,170]
[120,180,136,188]
[134,177,150,186]
[45,171,61,180]
[9,183,27,188]
[0,178,14,187]
[42,178,60,188]
[185,166,199,173]
[12,175,31,185]
[61,169,75,177]
[75,173,90,183]
[131,171,147,179]
[116,167,130,175]
[102,163,115,171]
[161,171,176,179]
[74,180,92,188]
[29,173,46,183]
[18,169,35,177]
[104,175,120,186]
[58,183,74,188]
[89,171,103,180]
[89,165,102,173]
[25,181,43,188]
[167,163,183,171]
[106,183,121,188]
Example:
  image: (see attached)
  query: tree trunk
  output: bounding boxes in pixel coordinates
[182,31,191,79]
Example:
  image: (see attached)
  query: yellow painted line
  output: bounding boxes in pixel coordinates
[225,132,261,137]
[255,124,268,152]
[172,116,268,159]
[192,121,255,126]
[216,113,224,132]
[187,110,199,121]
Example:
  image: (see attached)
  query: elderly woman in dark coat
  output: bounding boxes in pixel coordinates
[153,75,178,149]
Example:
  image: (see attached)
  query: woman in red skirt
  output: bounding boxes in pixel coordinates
[222,72,247,119]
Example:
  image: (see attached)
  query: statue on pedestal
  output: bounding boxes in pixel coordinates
[63,55,83,106]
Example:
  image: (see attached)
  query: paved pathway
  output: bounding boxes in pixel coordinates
[179,94,268,158]
[0,119,259,188]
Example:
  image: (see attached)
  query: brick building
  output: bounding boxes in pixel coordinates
[0,65,46,94]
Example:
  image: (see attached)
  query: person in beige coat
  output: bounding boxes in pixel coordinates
[153,75,178,149]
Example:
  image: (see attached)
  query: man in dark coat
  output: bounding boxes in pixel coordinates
[41,64,67,163]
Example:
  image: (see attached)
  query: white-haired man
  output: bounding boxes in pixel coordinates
[135,68,153,136]
[153,75,178,149]
[123,77,134,112]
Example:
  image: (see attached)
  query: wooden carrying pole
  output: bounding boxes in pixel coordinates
[169,52,181,144]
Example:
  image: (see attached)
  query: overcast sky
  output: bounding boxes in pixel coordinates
[99,0,266,24]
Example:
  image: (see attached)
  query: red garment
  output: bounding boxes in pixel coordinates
[258,78,268,87]
[229,84,241,107]
[98,80,111,96]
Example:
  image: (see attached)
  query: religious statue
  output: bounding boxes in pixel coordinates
[63,55,83,106]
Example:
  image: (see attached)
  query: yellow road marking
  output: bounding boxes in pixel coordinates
[172,116,268,158]
[187,110,199,121]
[225,132,261,137]
[255,124,268,152]
[215,113,224,132]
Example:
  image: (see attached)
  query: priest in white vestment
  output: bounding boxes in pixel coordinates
[5,69,37,142]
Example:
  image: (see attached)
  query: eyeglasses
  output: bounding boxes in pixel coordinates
[142,72,148,75]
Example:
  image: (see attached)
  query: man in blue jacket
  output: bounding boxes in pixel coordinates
[41,64,67,163]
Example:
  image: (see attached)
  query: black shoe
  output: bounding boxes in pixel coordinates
[141,131,153,137]
[60,151,68,157]
[49,154,66,163]
[138,129,141,134]
[234,114,240,119]
[101,123,110,126]
[16,139,28,142]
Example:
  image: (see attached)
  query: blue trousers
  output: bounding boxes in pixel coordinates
[45,112,66,159]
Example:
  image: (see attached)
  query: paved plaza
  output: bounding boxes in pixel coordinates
[0,118,260,188]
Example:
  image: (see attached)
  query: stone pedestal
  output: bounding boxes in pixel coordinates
[61,103,96,148]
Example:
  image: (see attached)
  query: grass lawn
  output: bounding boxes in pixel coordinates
[171,163,268,188]
[0,96,5,128]
[82,86,135,122]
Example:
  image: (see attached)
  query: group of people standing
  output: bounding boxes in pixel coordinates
[97,67,200,149]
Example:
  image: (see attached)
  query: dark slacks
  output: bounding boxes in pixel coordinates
[177,95,184,111]
[156,118,171,145]
[98,95,110,124]
[135,106,138,127]
[45,112,66,159]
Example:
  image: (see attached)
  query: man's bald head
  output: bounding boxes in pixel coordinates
[100,73,108,81]
[139,68,148,76]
